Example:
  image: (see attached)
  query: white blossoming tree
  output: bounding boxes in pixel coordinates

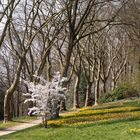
[23,72,67,128]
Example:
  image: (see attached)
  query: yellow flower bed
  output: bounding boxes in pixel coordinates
[62,107,140,118]
[128,128,140,134]
[48,106,140,126]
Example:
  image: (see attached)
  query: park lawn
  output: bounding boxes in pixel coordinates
[0,116,36,129]
[1,99,140,140]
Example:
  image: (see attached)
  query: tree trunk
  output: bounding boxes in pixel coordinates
[62,42,74,77]
[94,79,100,106]
[94,59,101,106]
[73,75,80,109]
[47,54,52,81]
[42,113,48,128]
[111,79,116,90]
[51,101,60,119]
[4,92,11,123]
[4,58,24,123]
[16,91,20,117]
[11,95,15,118]
[102,79,107,94]
[61,26,75,111]
[60,100,67,111]
[84,82,92,107]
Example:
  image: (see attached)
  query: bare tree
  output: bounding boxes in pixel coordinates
[3,0,52,122]
[0,0,20,48]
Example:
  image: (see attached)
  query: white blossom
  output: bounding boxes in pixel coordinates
[23,72,67,121]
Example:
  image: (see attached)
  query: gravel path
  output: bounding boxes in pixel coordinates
[0,119,42,136]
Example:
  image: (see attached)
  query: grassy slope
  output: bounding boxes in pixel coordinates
[1,99,140,140]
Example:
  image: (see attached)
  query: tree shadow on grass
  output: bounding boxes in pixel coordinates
[47,116,140,130]
[61,108,140,119]
[71,116,140,129]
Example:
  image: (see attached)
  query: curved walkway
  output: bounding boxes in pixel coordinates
[0,119,41,136]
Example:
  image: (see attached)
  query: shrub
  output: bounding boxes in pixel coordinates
[23,72,67,128]
[99,83,139,103]
[99,92,115,103]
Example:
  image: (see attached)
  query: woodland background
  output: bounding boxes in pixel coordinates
[0,0,140,122]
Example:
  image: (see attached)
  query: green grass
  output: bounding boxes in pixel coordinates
[0,116,36,129]
[1,99,140,140]
[1,118,140,140]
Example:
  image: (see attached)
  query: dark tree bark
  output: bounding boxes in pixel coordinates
[84,82,92,107]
